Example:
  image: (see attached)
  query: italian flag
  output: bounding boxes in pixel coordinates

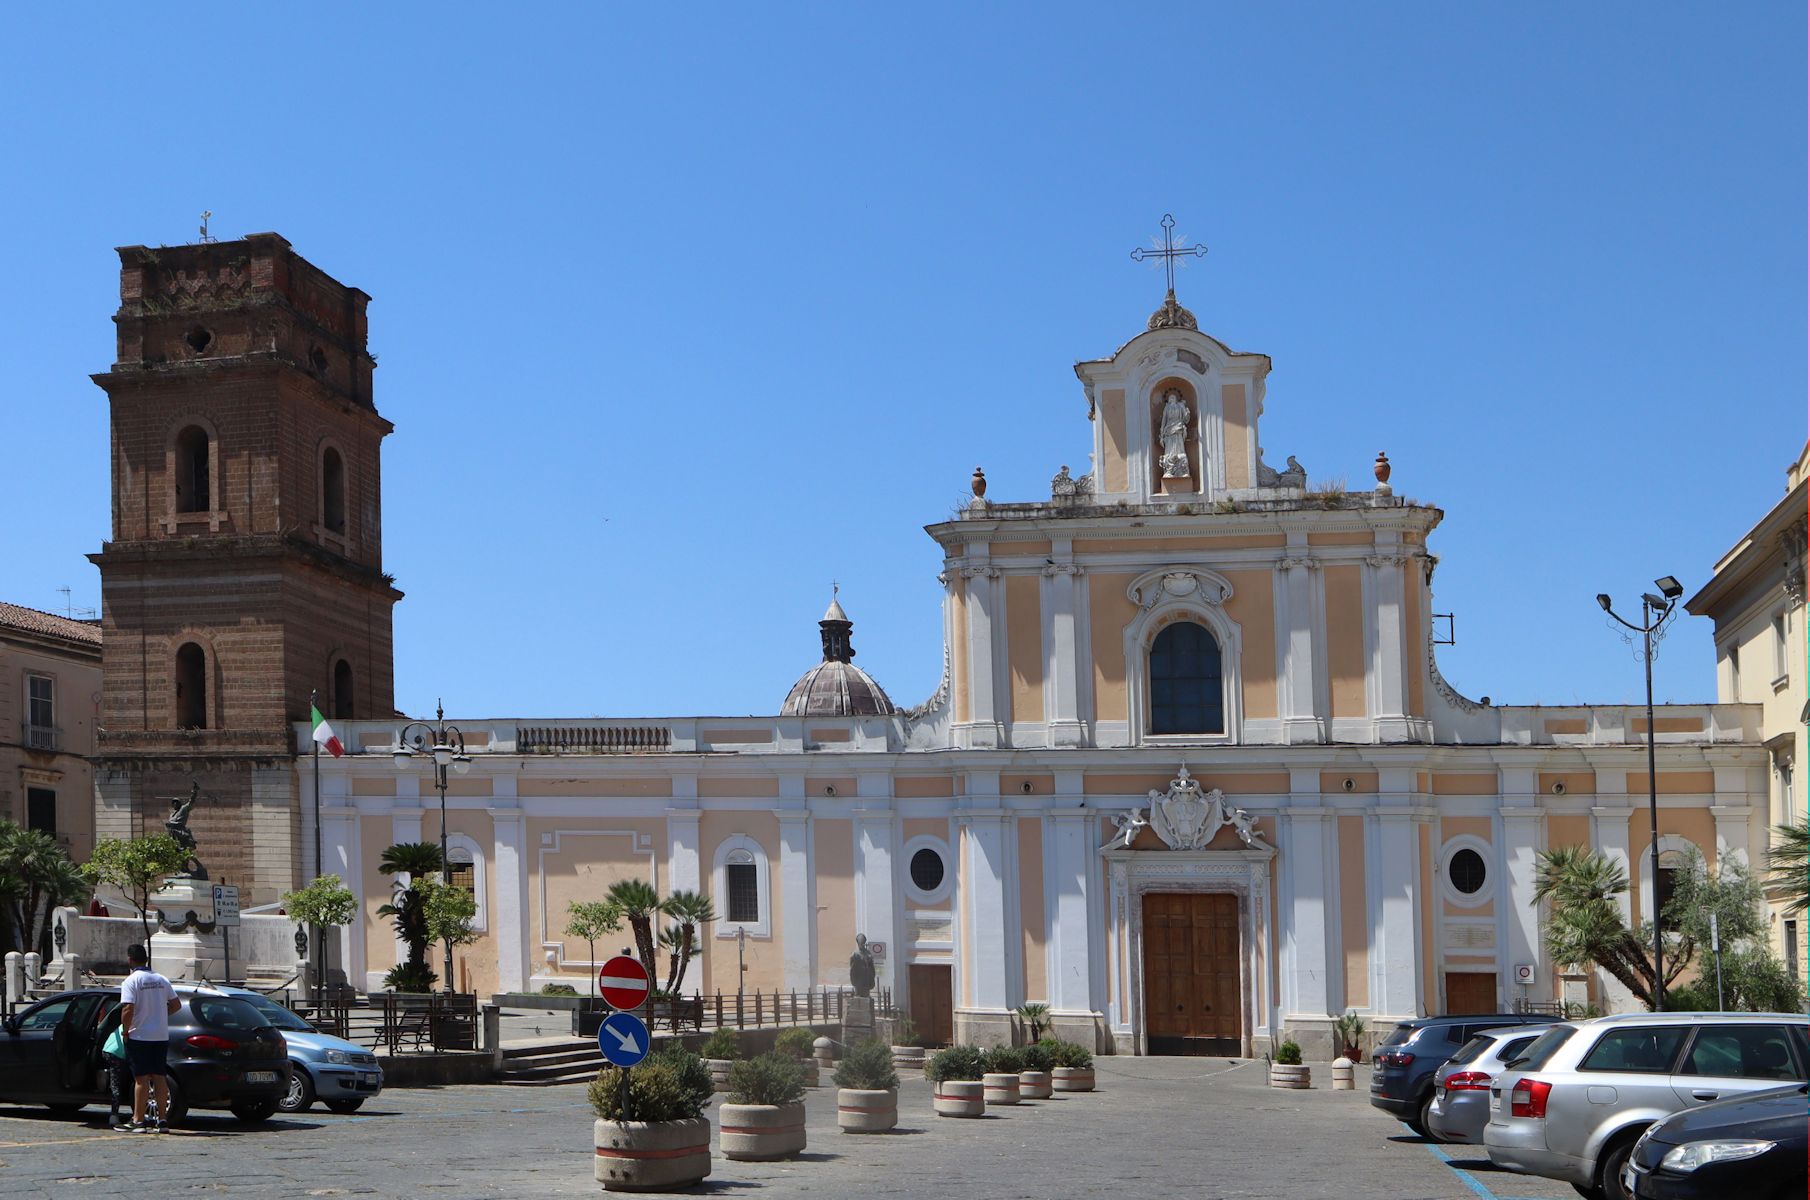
[310,704,345,758]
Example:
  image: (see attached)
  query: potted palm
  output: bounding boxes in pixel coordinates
[834,1039,900,1133]
[1332,1010,1366,1062]
[590,1044,714,1192]
[1042,1038,1095,1092]
[981,1045,1025,1106]
[1269,1040,1310,1089]
[700,1028,741,1093]
[1017,1039,1055,1099]
[773,1027,820,1087]
[720,1052,808,1161]
[927,1045,987,1118]
[1014,1002,1051,1043]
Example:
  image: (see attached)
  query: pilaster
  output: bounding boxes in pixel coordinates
[1276,547,1325,744]
[778,812,815,990]
[1044,550,1086,747]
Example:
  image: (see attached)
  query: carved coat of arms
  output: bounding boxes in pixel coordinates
[1104,766,1270,852]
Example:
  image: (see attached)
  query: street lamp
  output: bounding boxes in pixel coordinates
[1598,574,1685,1010]
[394,699,472,992]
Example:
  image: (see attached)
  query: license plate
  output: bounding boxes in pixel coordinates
[245,1071,278,1083]
[1623,1164,1637,1196]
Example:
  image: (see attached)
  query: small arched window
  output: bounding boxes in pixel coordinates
[1149,621,1223,734]
[174,642,208,729]
[332,658,354,720]
[321,446,346,535]
[174,426,211,513]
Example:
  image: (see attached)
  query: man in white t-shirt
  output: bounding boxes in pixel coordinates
[117,943,180,1133]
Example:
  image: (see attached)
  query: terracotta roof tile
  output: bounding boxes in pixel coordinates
[0,602,103,646]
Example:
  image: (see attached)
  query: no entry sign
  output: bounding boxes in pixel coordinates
[598,954,651,1011]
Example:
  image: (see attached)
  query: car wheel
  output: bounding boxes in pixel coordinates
[162,1076,189,1126]
[1596,1132,1641,1200]
[279,1068,315,1114]
[323,1099,365,1114]
[230,1098,279,1124]
[1414,1092,1443,1142]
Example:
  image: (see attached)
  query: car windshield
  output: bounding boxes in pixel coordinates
[238,995,314,1032]
[1506,1024,1575,1070]
[1446,1036,1492,1066]
[187,996,273,1032]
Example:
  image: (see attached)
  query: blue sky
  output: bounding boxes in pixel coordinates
[3,4,1803,719]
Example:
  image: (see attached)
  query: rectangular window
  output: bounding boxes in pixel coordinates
[1578,1025,1689,1074]
[26,788,55,836]
[1776,613,1791,681]
[448,859,475,896]
[726,862,759,924]
[26,674,53,731]
[1787,920,1800,981]
[1679,1025,1801,1081]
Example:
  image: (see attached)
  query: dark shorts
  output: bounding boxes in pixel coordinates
[125,1038,169,1077]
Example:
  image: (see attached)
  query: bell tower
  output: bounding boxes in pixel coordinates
[89,232,401,903]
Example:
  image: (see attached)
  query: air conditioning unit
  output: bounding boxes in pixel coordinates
[25,725,56,751]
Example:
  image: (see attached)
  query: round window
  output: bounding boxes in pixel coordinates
[1449,848,1487,895]
[909,847,945,894]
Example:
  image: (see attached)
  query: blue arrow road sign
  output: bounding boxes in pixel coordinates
[598,1011,650,1067]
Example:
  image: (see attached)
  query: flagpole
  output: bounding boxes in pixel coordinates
[310,689,323,1004]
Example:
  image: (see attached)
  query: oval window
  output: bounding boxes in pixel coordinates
[1449,848,1487,895]
[909,847,945,894]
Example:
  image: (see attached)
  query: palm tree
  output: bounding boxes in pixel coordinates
[0,822,89,957]
[377,842,443,991]
[604,879,669,983]
[660,890,715,1015]
[1534,845,1693,1009]
[1764,820,1809,915]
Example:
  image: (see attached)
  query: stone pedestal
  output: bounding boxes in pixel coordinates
[843,996,875,1045]
[149,880,225,981]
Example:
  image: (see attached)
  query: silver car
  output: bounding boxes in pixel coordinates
[1483,1012,1810,1200]
[1426,1025,1551,1144]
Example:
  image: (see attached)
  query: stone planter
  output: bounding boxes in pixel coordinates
[1268,1063,1312,1090]
[793,1060,819,1087]
[890,1045,925,1073]
[1018,1069,1052,1099]
[837,1087,899,1133]
[1051,1066,1095,1092]
[719,1100,807,1162]
[706,1059,735,1093]
[593,1117,711,1192]
[932,1080,985,1117]
[981,1072,1021,1105]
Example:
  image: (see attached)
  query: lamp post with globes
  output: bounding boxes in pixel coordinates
[1596,575,1685,1011]
[393,700,472,992]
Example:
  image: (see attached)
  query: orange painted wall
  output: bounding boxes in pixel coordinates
[1540,772,1595,798]
[360,816,394,979]
[1223,569,1277,719]
[1626,771,1716,795]
[1325,565,1367,721]
[1629,808,1718,922]
[896,777,954,798]
[1432,774,1498,796]
[1322,769,1379,794]
[814,819,854,988]
[519,777,669,797]
[1019,818,1047,1003]
[1340,815,1368,1007]
[1101,389,1128,493]
[950,583,970,724]
[1073,534,1287,554]
[1006,573,1044,723]
[1222,384,1249,488]
[1089,573,1137,724]
[698,777,779,798]
[697,812,782,992]
[1547,814,1590,850]
[529,817,665,985]
[1084,772,1180,796]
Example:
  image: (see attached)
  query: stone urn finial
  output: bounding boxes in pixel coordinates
[1373,452,1391,485]
[971,467,987,499]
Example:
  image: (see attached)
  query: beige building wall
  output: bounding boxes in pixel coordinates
[0,605,102,863]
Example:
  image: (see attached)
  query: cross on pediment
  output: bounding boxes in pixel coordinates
[1129,214,1207,298]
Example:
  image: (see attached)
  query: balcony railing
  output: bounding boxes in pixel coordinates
[22,724,57,752]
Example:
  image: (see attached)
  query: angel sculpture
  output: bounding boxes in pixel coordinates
[1105,807,1149,850]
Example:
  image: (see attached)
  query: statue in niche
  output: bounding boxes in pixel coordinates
[1158,389,1192,479]
[848,933,876,997]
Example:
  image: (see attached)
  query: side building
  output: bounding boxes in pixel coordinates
[0,603,102,858]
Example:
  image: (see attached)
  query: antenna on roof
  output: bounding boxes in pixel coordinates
[198,210,216,244]
[57,586,71,617]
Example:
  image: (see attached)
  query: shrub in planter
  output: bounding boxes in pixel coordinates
[1041,1038,1095,1092]
[928,1045,987,1118]
[834,1039,900,1134]
[1274,1041,1303,1065]
[1269,1040,1310,1090]
[1015,1040,1055,1099]
[1019,1041,1057,1074]
[700,1028,742,1092]
[541,982,579,996]
[589,1046,713,1192]
[721,1053,808,1161]
[1332,1010,1366,1062]
[772,1027,821,1085]
[889,1017,929,1069]
[981,1045,1025,1105]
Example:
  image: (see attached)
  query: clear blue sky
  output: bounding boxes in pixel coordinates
[4,4,1803,719]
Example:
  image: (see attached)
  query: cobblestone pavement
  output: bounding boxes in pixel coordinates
[0,1058,1581,1199]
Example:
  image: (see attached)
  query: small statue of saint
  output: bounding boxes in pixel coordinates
[1158,390,1191,479]
[848,933,876,998]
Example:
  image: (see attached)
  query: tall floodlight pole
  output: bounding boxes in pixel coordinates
[1597,576,1686,1010]
[394,701,472,992]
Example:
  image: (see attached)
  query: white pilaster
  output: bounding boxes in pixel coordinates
[1046,810,1096,1014]
[1711,805,1756,868]
[492,803,528,994]
[322,801,362,992]
[1372,811,1422,1018]
[1589,804,1635,1010]
[1499,809,1544,1003]
[390,783,422,973]
[961,558,1003,748]
[853,790,898,997]
[959,808,1012,1011]
[1283,809,1333,1017]
[778,812,815,990]
[1368,551,1413,741]
[1277,547,1324,744]
[1045,551,1086,747]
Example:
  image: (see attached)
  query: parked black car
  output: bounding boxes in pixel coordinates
[0,987,289,1123]
[1369,1013,1552,1137]
[1625,1081,1808,1200]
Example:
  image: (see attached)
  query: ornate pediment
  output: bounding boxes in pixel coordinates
[1102,765,1270,851]
[1126,568,1234,611]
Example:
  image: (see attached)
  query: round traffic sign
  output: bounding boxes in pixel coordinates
[598,954,651,1011]
[598,1011,650,1067]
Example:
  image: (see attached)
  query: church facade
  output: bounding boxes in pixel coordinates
[90,235,1770,1056]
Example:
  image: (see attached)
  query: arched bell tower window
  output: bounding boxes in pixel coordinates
[174,642,209,729]
[321,445,346,535]
[332,658,355,720]
[174,426,211,513]
[1149,621,1223,735]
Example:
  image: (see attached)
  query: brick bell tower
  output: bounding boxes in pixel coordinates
[89,233,400,904]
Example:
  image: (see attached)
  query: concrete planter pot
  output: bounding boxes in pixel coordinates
[981,1072,1022,1105]
[706,1060,735,1093]
[718,1100,807,1162]
[593,1117,712,1192]
[794,1060,820,1087]
[1268,1063,1312,1090]
[836,1087,899,1133]
[1051,1066,1095,1092]
[1018,1069,1052,1099]
[932,1080,985,1117]
[890,1045,925,1072]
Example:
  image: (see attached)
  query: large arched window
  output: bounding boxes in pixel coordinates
[712,835,771,939]
[1149,621,1223,734]
[332,658,355,720]
[174,642,208,729]
[321,446,346,535]
[174,426,211,513]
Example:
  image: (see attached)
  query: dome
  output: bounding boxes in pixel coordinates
[780,593,896,717]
